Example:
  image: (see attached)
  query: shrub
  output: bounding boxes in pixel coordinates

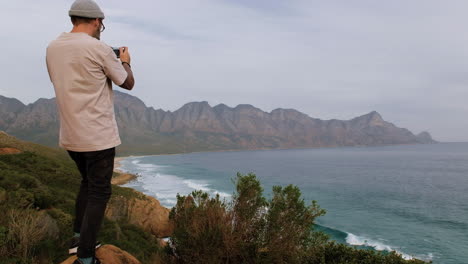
[0,225,8,257]
[99,219,161,263]
[262,185,326,263]
[169,190,231,263]
[305,241,429,264]
[8,188,35,209]
[4,208,49,262]
[230,173,267,262]
[169,173,326,263]
[168,173,430,264]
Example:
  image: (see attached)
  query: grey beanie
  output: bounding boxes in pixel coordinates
[69,0,105,19]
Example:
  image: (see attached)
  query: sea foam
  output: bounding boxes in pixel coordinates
[345,232,433,261]
[119,158,231,208]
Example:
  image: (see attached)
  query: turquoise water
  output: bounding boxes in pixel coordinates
[118,143,468,263]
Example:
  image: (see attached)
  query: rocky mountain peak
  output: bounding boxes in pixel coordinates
[352,111,386,127]
[213,104,234,117]
[416,131,437,143]
[34,97,55,104]
[270,108,313,122]
[214,103,229,108]
[0,95,25,113]
[114,91,149,124]
[233,104,264,117]
[366,110,383,120]
[176,101,213,117]
[114,90,147,108]
[213,103,230,110]
[234,104,257,110]
[179,101,211,110]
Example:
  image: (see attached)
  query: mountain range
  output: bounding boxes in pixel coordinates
[0,91,435,155]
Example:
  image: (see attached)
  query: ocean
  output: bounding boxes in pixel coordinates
[116,143,468,264]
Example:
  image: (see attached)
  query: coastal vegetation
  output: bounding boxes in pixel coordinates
[0,132,163,263]
[0,132,430,263]
[167,173,430,264]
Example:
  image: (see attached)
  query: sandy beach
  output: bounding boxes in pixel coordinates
[112,156,137,185]
[110,150,238,186]
[113,156,126,174]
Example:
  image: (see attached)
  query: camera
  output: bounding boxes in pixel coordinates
[112,47,120,58]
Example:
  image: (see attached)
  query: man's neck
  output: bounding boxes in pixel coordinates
[71,25,93,37]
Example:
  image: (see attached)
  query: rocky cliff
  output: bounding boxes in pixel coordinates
[0,92,436,155]
[106,188,173,238]
[0,132,172,263]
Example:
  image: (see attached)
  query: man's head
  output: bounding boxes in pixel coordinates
[69,0,105,39]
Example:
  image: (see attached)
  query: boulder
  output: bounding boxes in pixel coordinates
[111,173,137,185]
[0,147,22,155]
[106,189,174,238]
[60,244,141,264]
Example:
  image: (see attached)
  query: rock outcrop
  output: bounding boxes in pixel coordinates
[0,147,22,155]
[416,131,436,144]
[111,173,137,185]
[105,189,173,238]
[60,245,141,264]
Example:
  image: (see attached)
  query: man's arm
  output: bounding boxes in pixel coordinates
[119,47,135,90]
[120,63,134,90]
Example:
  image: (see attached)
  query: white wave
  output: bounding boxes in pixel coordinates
[119,158,170,177]
[345,233,433,261]
[121,162,231,208]
[136,162,167,169]
[346,233,393,251]
[426,253,434,260]
[183,179,211,192]
[214,191,232,198]
[163,199,178,205]
[182,180,234,200]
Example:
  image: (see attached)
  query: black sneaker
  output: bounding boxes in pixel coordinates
[72,257,101,264]
[69,237,102,255]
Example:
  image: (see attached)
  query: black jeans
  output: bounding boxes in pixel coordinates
[67,147,115,258]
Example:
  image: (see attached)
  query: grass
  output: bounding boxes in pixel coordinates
[0,132,162,263]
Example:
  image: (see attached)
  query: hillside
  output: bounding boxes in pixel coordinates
[0,92,435,156]
[0,132,167,263]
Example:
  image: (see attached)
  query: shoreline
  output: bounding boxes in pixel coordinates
[111,144,442,262]
[112,157,138,185]
[114,142,437,162]
[111,142,437,187]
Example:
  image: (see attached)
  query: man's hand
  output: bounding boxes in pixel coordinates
[119,47,131,64]
[118,46,134,90]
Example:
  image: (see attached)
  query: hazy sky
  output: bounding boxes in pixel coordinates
[2,0,468,141]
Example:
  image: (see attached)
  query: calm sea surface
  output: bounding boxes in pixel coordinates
[118,143,468,264]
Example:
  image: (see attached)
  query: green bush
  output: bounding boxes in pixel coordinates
[100,219,162,263]
[305,241,429,264]
[262,185,326,263]
[169,173,326,263]
[0,149,163,263]
[0,225,8,255]
[8,188,35,209]
[169,190,230,263]
[169,173,430,264]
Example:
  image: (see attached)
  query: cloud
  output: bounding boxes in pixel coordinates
[1,0,468,141]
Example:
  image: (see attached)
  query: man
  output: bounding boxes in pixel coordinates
[46,0,135,263]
